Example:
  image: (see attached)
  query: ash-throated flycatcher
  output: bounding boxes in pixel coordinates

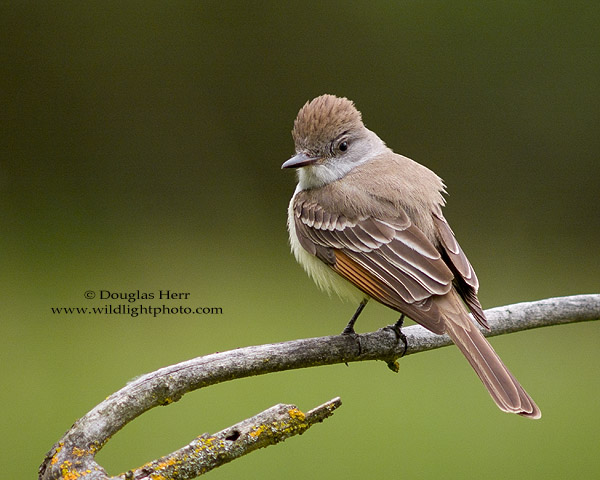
[282,94,540,418]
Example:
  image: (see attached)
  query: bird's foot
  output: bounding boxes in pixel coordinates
[341,323,357,335]
[383,314,407,356]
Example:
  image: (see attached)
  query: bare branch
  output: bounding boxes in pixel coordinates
[122,397,341,480]
[39,294,600,480]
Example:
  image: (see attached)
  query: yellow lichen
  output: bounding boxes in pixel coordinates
[249,424,267,438]
[60,460,83,480]
[156,456,178,469]
[71,446,88,457]
[287,408,306,422]
[193,436,220,454]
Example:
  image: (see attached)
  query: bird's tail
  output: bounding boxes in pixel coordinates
[439,293,541,419]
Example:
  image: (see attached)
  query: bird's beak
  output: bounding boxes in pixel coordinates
[281,152,320,169]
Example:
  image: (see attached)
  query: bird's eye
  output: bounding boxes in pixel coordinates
[338,141,348,152]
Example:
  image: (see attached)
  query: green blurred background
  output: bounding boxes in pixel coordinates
[2,1,599,478]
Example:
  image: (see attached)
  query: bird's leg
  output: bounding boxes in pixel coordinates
[342,298,368,335]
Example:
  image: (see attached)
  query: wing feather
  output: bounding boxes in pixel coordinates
[431,205,488,328]
[293,194,455,311]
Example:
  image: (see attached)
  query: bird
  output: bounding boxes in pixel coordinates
[282,94,540,419]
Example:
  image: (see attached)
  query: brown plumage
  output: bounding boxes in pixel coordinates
[283,94,540,418]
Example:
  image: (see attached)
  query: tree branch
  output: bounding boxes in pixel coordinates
[123,397,341,480]
[39,294,600,480]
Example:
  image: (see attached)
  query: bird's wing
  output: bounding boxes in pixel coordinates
[293,194,458,334]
